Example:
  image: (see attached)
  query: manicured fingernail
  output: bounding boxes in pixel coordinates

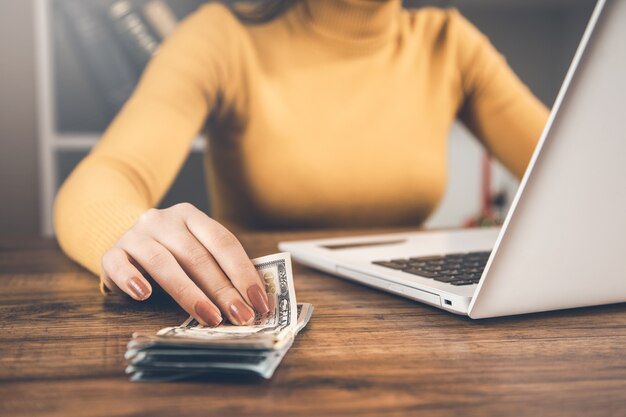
[128,276,150,300]
[229,300,255,325]
[194,301,222,327]
[247,285,270,314]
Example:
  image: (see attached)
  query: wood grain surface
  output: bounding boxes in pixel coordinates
[1,230,626,417]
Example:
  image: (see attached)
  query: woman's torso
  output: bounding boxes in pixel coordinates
[204,1,464,229]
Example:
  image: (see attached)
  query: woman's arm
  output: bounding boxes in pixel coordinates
[55,4,226,274]
[54,5,269,326]
[450,9,550,179]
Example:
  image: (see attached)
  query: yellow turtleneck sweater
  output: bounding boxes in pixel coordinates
[54,0,549,276]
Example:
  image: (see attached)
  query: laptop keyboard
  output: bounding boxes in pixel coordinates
[372,251,491,286]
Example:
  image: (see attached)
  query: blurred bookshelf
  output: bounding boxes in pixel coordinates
[35,0,210,235]
[35,0,596,236]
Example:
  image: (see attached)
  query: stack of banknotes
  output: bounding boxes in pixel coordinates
[125,253,313,382]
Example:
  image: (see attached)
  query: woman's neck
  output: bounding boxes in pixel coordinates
[298,0,401,45]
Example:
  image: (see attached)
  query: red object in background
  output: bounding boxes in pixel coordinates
[464,152,503,228]
[481,153,493,219]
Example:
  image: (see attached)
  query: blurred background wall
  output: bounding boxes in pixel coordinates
[0,0,596,236]
[0,1,39,235]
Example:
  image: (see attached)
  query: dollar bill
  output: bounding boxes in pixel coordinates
[156,252,297,342]
[126,303,314,359]
[126,304,313,381]
[126,303,312,381]
[125,253,312,381]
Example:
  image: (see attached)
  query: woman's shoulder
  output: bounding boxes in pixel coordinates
[175,2,246,38]
[404,7,479,39]
[402,6,490,54]
[192,2,238,21]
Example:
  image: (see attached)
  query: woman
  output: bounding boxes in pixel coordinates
[54,0,548,327]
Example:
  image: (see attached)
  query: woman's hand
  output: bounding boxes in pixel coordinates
[99,203,270,327]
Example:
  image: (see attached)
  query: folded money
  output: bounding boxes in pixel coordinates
[125,253,313,382]
[126,303,313,381]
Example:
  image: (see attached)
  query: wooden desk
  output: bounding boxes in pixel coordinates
[1,231,626,417]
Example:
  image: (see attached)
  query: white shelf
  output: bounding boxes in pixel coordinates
[35,0,56,236]
[53,134,207,152]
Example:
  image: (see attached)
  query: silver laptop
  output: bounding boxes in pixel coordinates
[279,0,626,319]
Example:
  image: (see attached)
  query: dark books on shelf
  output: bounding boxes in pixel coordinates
[55,0,206,122]
[57,0,139,120]
[52,4,111,132]
[108,1,160,71]
[142,0,180,39]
